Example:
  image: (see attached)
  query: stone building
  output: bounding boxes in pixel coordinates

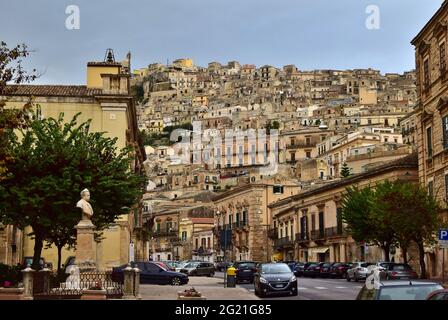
[212,177,301,262]
[0,51,146,270]
[269,155,419,268]
[412,0,448,278]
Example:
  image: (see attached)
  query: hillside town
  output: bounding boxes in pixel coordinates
[1,1,448,302]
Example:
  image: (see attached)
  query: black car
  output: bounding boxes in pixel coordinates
[254,263,298,298]
[111,261,189,286]
[329,262,353,278]
[303,262,320,278]
[233,261,257,283]
[293,262,310,277]
[318,262,333,278]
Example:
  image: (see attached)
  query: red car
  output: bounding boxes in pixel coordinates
[329,262,353,278]
[155,261,175,271]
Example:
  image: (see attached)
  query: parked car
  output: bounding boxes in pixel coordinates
[180,262,215,277]
[293,262,311,277]
[280,261,297,271]
[374,262,418,280]
[346,262,375,282]
[318,262,333,278]
[159,261,176,271]
[233,261,257,283]
[174,261,188,272]
[303,262,320,278]
[215,261,232,272]
[426,289,448,300]
[356,280,443,300]
[329,262,353,279]
[254,263,297,298]
[111,261,189,286]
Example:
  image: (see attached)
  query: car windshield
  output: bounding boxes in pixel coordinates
[391,264,412,271]
[184,262,199,268]
[361,263,373,267]
[236,262,255,269]
[261,264,292,274]
[379,285,443,300]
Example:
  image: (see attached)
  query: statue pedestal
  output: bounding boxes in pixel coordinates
[75,220,97,272]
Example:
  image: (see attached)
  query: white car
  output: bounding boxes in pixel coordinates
[346,262,375,282]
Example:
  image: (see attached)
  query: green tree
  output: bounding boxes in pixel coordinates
[340,162,351,178]
[0,109,145,270]
[0,42,38,181]
[266,120,280,134]
[341,184,396,262]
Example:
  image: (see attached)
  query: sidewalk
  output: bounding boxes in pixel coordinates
[139,276,259,300]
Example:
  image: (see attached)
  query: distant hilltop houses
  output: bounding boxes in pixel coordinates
[134,57,421,266]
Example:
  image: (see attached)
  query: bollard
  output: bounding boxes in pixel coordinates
[21,265,35,300]
[39,266,51,295]
[132,266,141,300]
[226,266,236,288]
[123,264,135,300]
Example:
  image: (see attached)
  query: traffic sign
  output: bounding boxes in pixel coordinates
[440,240,448,249]
[438,229,448,241]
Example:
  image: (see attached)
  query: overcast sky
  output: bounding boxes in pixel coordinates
[0,0,444,84]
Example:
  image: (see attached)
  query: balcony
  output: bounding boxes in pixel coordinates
[151,228,179,237]
[295,232,310,243]
[192,248,214,256]
[310,229,325,241]
[325,226,347,238]
[274,236,295,248]
[232,220,249,230]
[286,142,317,149]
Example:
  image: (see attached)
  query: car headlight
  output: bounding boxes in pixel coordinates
[290,275,297,282]
[260,277,268,284]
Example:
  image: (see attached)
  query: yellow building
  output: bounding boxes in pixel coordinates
[173,58,194,69]
[0,52,146,270]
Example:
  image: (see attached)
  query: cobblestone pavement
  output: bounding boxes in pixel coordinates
[139,275,260,300]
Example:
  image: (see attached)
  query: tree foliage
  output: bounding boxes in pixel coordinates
[340,162,351,178]
[0,109,145,270]
[342,180,442,275]
[0,42,38,181]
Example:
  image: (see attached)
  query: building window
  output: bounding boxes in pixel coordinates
[242,210,248,226]
[443,116,448,149]
[273,185,284,194]
[181,231,187,241]
[306,151,311,158]
[423,58,430,88]
[428,180,434,198]
[427,127,433,157]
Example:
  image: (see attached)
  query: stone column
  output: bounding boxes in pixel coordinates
[123,264,135,300]
[132,266,141,300]
[340,243,346,262]
[75,219,97,272]
[39,267,51,294]
[21,266,35,300]
[329,245,335,262]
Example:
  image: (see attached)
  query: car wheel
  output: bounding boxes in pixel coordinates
[171,277,182,286]
[208,271,214,277]
[354,275,358,282]
[346,274,351,282]
[291,290,298,296]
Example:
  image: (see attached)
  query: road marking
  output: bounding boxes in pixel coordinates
[248,289,255,292]
[314,287,328,290]
[355,286,363,288]
[335,286,348,289]
[297,287,308,290]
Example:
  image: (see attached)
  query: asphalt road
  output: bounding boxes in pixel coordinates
[215,272,362,300]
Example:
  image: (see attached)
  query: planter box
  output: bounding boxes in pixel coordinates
[0,287,25,300]
[81,289,107,300]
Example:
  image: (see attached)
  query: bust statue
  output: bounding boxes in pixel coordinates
[76,188,93,221]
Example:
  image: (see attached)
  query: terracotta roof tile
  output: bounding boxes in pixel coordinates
[3,85,102,97]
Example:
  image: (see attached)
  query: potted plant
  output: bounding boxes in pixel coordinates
[81,281,107,300]
[0,264,24,300]
[177,287,206,300]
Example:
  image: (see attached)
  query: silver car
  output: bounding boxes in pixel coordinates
[346,262,375,282]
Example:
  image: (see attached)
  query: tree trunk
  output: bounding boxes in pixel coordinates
[402,247,408,264]
[417,241,427,279]
[57,244,63,272]
[383,244,390,262]
[32,232,43,271]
